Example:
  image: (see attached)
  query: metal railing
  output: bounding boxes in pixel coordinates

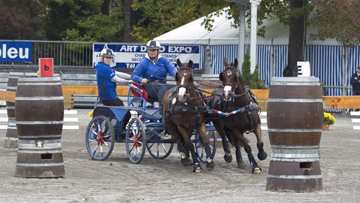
[0,40,93,68]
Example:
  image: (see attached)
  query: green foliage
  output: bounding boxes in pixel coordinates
[310,0,360,47]
[250,64,264,89]
[131,0,225,42]
[46,0,123,42]
[241,48,251,87]
[0,0,46,40]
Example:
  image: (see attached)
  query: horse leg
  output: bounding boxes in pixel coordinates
[197,123,215,171]
[177,127,202,173]
[242,141,261,174]
[212,120,232,163]
[235,130,262,174]
[253,125,267,160]
[166,121,192,166]
[235,144,246,168]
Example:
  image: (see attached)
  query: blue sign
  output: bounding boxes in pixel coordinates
[0,41,32,62]
[93,43,203,69]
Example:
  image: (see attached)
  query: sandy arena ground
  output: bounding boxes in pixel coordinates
[0,109,359,203]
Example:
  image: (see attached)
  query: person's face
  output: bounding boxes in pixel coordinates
[357,68,360,74]
[104,56,113,66]
[147,49,159,59]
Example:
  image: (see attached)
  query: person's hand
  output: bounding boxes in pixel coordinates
[141,78,148,84]
[128,80,133,83]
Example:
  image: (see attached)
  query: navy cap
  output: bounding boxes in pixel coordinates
[357,66,360,69]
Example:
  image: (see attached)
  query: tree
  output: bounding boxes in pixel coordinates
[287,0,309,76]
[45,0,124,42]
[121,0,132,42]
[310,0,360,47]
[131,0,226,42]
[0,0,45,40]
[250,64,266,89]
[241,48,251,86]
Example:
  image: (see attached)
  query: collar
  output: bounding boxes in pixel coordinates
[145,54,163,64]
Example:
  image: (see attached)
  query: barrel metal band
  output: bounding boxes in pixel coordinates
[268,98,323,103]
[268,128,322,133]
[18,82,62,86]
[270,157,320,162]
[18,143,62,149]
[19,139,61,144]
[271,145,319,149]
[18,150,63,154]
[6,86,17,90]
[15,96,64,101]
[5,137,18,141]
[16,121,64,125]
[267,174,322,179]
[7,106,15,110]
[16,163,64,167]
[18,135,61,139]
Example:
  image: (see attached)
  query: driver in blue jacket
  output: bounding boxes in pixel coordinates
[95,48,132,106]
[131,40,178,106]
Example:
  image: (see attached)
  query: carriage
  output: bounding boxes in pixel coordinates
[85,58,267,173]
[84,81,217,164]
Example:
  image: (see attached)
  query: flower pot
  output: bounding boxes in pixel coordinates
[322,124,329,131]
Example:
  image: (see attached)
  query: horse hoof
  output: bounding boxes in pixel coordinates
[181,158,192,166]
[193,167,201,173]
[224,154,233,163]
[258,152,267,160]
[252,167,261,174]
[206,161,215,171]
[237,159,246,168]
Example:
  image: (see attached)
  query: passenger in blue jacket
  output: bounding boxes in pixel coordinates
[95,48,132,106]
[131,40,178,106]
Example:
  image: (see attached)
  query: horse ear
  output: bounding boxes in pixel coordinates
[234,58,238,67]
[177,59,182,67]
[219,72,224,81]
[223,57,228,67]
[188,60,193,69]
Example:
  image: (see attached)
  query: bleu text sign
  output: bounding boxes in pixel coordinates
[93,43,203,69]
[0,41,32,62]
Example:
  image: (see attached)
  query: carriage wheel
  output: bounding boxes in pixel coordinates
[146,130,174,159]
[85,115,115,161]
[126,117,146,164]
[196,131,217,163]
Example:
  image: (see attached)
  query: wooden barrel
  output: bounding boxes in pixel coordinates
[15,77,65,178]
[266,77,323,192]
[4,72,24,148]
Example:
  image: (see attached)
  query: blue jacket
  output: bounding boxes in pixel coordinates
[95,62,117,101]
[131,54,177,83]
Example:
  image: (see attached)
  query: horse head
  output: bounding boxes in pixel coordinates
[219,58,243,101]
[175,59,194,102]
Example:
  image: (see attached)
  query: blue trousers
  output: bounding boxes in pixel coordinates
[143,82,173,106]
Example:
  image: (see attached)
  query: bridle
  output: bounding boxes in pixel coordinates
[176,67,193,100]
[222,66,247,101]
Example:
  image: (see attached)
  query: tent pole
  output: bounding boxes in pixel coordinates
[238,9,246,69]
[249,0,260,73]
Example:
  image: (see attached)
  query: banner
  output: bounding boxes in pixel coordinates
[93,43,203,69]
[0,41,32,62]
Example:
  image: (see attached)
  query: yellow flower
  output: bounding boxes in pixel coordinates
[323,112,335,125]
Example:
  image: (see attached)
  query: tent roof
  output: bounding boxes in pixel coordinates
[155,8,339,46]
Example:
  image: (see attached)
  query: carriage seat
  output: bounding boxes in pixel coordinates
[130,82,158,105]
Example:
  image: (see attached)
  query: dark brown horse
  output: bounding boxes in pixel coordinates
[162,59,214,173]
[209,58,267,173]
